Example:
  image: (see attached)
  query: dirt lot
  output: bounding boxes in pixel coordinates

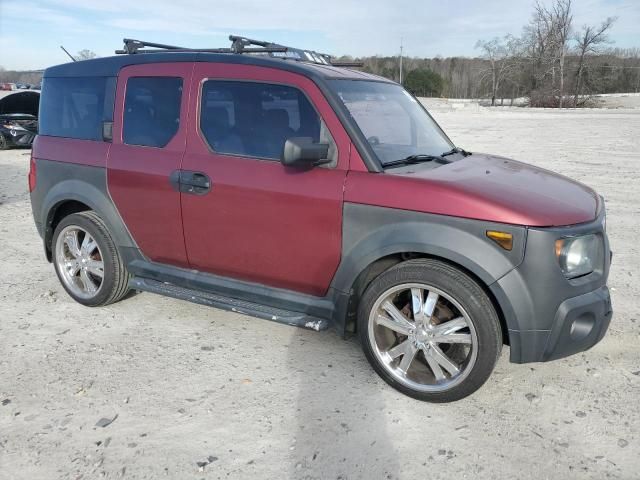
[1,108,639,480]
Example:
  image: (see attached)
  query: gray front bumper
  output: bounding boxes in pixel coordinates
[489,206,612,363]
[505,285,612,363]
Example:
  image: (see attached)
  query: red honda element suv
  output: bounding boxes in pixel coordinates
[29,37,612,401]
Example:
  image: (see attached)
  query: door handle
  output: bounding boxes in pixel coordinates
[169,170,212,195]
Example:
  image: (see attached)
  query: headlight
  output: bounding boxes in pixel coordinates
[3,124,26,135]
[555,234,604,279]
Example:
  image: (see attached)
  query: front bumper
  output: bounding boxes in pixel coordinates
[543,284,612,361]
[506,285,612,363]
[490,206,612,363]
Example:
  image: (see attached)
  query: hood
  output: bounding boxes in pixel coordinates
[385,154,599,227]
[345,153,599,227]
[0,91,40,117]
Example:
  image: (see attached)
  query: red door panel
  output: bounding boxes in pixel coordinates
[182,64,350,296]
[107,63,193,267]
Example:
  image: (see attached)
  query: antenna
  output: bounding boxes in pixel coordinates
[60,45,76,62]
[399,37,404,85]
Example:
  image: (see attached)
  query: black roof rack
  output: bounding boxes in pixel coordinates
[115,35,363,68]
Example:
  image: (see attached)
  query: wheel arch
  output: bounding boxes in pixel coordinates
[40,177,137,262]
[339,250,510,346]
[330,207,526,342]
[44,199,92,261]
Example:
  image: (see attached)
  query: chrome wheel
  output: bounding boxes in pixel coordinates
[55,225,104,299]
[368,283,478,393]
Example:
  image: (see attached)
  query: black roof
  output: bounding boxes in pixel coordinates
[44,52,393,84]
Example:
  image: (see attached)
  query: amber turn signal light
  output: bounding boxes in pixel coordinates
[486,230,513,251]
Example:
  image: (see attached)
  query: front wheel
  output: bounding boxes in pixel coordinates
[358,259,502,402]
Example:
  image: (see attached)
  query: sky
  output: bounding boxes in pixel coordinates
[1,0,639,70]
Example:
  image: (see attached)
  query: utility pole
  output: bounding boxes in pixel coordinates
[399,37,404,85]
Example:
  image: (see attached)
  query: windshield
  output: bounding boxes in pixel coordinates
[331,80,453,166]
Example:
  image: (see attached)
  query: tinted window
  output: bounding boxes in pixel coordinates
[200,81,335,162]
[123,77,182,148]
[39,76,109,141]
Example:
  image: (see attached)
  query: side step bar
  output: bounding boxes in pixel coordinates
[130,277,330,331]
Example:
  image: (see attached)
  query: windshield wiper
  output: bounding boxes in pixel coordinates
[441,147,471,157]
[383,154,449,168]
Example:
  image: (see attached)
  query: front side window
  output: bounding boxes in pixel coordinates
[330,80,453,166]
[199,80,335,163]
[123,77,182,148]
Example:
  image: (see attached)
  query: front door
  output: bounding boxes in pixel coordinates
[181,63,351,296]
[107,63,193,267]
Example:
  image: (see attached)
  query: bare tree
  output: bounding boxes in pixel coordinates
[476,36,522,106]
[75,50,97,61]
[526,1,556,85]
[531,0,573,107]
[552,0,573,107]
[573,17,616,105]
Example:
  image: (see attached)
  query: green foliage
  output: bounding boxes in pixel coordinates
[403,69,444,97]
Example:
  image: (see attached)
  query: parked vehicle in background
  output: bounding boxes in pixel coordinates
[28,36,612,402]
[0,90,39,149]
[0,83,17,91]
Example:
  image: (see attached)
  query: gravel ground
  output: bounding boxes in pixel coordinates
[1,108,639,480]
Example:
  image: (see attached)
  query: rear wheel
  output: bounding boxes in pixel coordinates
[0,134,8,150]
[358,259,502,402]
[52,211,130,306]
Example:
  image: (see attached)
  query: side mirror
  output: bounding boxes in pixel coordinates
[281,137,331,168]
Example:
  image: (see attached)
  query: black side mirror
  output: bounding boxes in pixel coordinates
[281,137,331,168]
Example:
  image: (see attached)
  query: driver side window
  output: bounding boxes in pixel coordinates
[199,80,336,166]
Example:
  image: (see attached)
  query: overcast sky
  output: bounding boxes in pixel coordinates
[1,0,639,70]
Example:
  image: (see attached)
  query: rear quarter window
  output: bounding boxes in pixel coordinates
[39,76,113,141]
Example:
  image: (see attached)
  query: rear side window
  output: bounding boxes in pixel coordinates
[39,76,110,141]
[199,80,335,162]
[123,77,182,148]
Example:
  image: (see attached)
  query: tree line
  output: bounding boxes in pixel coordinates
[346,48,639,106]
[339,0,639,107]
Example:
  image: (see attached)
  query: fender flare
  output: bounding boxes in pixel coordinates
[40,177,137,253]
[329,204,527,334]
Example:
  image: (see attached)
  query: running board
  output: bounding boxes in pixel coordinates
[130,277,330,331]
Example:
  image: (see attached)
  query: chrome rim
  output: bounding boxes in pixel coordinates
[368,283,478,392]
[55,225,104,299]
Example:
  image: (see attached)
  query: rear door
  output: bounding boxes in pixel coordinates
[107,63,192,267]
[181,63,351,296]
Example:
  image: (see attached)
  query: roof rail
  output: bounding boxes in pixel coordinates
[115,35,364,68]
[115,37,287,55]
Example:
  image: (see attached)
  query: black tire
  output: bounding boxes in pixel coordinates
[358,259,502,402]
[52,211,130,307]
[0,134,8,150]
